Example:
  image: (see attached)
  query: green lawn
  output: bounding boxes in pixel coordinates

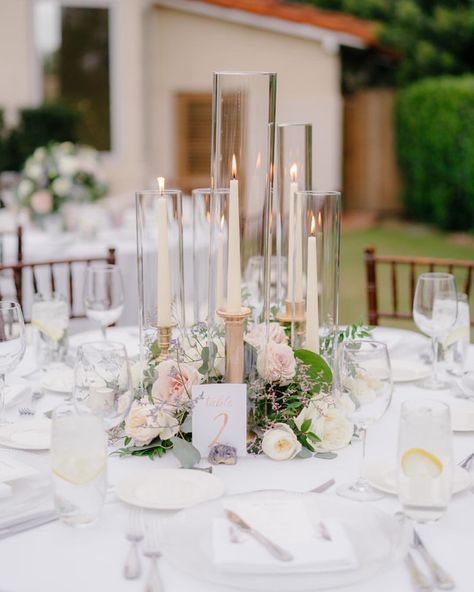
[339,221,474,330]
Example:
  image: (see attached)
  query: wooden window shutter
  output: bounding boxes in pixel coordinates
[176,93,212,192]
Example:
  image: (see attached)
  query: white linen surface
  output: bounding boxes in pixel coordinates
[0,334,473,592]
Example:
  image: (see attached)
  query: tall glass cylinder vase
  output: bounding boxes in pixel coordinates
[136,189,184,365]
[192,188,212,326]
[290,190,341,365]
[210,71,277,327]
[275,123,313,334]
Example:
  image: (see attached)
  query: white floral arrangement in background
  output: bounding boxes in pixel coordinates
[119,322,369,463]
[15,142,107,219]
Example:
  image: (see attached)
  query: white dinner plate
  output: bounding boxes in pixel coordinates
[40,365,75,394]
[162,490,409,591]
[390,360,431,383]
[365,462,471,495]
[450,400,474,432]
[115,468,225,510]
[0,419,52,450]
[69,326,139,359]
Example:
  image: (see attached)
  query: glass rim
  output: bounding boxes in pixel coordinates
[341,339,388,351]
[295,190,341,197]
[87,263,117,272]
[401,398,450,413]
[76,340,128,354]
[192,188,229,196]
[277,122,312,129]
[135,189,182,197]
[213,70,276,77]
[418,272,455,281]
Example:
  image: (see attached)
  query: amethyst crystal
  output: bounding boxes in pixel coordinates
[208,444,237,465]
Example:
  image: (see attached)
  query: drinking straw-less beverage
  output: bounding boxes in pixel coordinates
[31,294,69,366]
[442,293,470,377]
[51,404,107,527]
[398,400,453,522]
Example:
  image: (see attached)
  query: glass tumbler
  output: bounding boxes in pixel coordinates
[51,404,107,527]
[31,293,69,367]
[398,400,453,522]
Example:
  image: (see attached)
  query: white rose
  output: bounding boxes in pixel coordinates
[52,177,72,197]
[256,341,296,385]
[245,322,288,351]
[294,398,320,431]
[33,147,47,162]
[58,155,78,176]
[17,179,34,199]
[125,399,179,445]
[25,162,44,183]
[151,359,201,406]
[261,423,301,460]
[130,361,145,390]
[312,408,353,452]
[343,376,377,405]
[336,392,356,417]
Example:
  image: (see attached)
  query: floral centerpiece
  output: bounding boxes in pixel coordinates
[119,322,370,463]
[15,142,107,220]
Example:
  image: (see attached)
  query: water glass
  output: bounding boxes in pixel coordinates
[441,293,470,377]
[51,403,107,527]
[397,400,453,522]
[84,263,124,339]
[413,272,457,389]
[337,340,393,501]
[73,341,132,430]
[0,301,26,425]
[31,293,69,367]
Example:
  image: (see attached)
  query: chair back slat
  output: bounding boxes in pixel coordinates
[50,265,56,294]
[364,247,474,327]
[31,268,39,295]
[69,263,74,316]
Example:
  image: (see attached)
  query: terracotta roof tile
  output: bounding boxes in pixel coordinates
[194,0,378,46]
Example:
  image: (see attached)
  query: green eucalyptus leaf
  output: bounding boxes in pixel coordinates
[181,414,193,434]
[300,418,312,433]
[294,349,333,384]
[297,446,313,459]
[170,436,201,468]
[150,340,161,360]
[314,452,338,460]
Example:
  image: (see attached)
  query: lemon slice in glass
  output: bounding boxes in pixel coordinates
[401,447,443,478]
[31,319,64,342]
[52,455,106,485]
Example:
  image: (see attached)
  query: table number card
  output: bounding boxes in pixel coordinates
[191,384,247,456]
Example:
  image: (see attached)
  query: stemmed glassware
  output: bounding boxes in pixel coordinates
[84,264,124,340]
[413,273,457,389]
[73,341,132,430]
[0,301,26,425]
[337,340,393,501]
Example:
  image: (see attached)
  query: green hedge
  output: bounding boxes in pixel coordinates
[395,76,474,231]
[0,103,80,172]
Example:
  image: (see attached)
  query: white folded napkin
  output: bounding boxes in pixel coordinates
[213,499,358,574]
[0,456,39,484]
[4,382,31,409]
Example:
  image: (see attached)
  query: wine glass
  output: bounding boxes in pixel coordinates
[337,340,393,501]
[84,264,124,339]
[73,341,133,430]
[0,301,26,425]
[413,273,457,389]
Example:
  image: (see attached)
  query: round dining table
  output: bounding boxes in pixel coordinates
[1,326,473,592]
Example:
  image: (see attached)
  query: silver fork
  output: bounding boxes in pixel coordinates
[18,391,43,417]
[143,517,163,592]
[458,452,474,470]
[123,507,144,580]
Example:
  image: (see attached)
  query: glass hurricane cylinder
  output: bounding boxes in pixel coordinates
[210,71,277,326]
[275,123,313,320]
[135,189,184,363]
[191,188,212,326]
[287,190,341,364]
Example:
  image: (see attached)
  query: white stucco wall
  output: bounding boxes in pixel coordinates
[148,5,343,191]
[0,0,35,126]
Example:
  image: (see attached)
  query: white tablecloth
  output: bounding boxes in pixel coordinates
[1,328,474,592]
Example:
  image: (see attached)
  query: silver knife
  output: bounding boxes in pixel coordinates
[412,530,455,590]
[224,509,294,562]
[0,510,58,539]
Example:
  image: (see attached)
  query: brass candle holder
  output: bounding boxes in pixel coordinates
[155,322,177,362]
[217,307,251,383]
[276,300,306,341]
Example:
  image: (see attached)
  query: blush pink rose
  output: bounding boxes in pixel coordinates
[256,341,296,385]
[151,359,201,406]
[30,190,53,214]
[245,322,288,351]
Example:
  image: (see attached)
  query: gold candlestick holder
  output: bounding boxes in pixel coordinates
[217,307,251,383]
[276,300,306,340]
[155,322,177,362]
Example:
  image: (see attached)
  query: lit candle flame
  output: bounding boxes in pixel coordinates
[157,176,165,194]
[256,152,261,169]
[220,214,225,230]
[318,211,322,228]
[232,154,237,179]
[290,164,297,182]
[206,211,211,224]
[311,214,316,236]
